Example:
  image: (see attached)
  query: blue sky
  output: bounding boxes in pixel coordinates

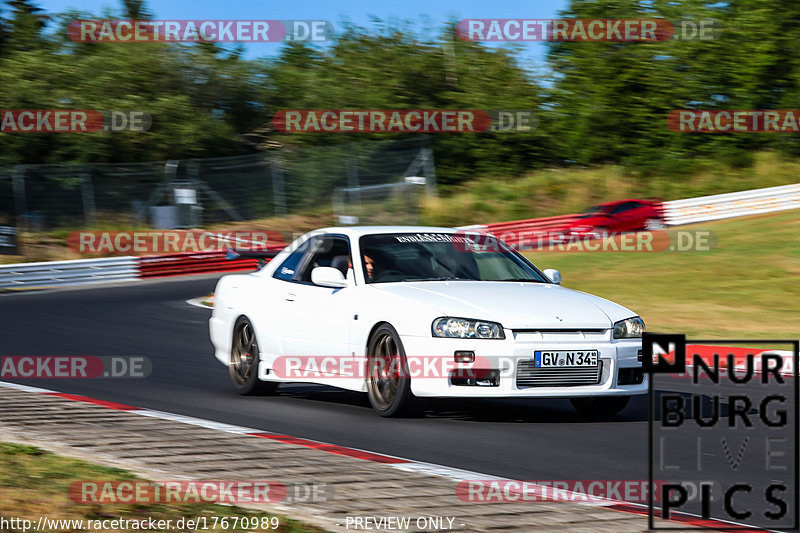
[34,0,568,70]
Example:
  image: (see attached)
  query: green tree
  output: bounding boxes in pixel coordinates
[6,0,48,52]
[121,0,149,19]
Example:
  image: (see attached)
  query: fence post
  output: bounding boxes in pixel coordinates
[346,154,360,206]
[271,157,287,217]
[421,147,437,195]
[186,160,202,227]
[11,166,27,230]
[80,170,97,227]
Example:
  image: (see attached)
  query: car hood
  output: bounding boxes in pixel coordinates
[371,281,635,330]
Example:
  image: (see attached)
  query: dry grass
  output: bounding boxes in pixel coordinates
[421,151,800,227]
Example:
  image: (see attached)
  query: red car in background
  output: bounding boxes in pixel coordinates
[562,199,665,238]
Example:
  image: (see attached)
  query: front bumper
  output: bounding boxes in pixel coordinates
[401,329,647,398]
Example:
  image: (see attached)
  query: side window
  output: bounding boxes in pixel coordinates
[272,240,310,281]
[297,236,352,284]
[611,202,634,214]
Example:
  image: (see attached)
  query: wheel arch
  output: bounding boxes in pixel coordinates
[365,321,391,352]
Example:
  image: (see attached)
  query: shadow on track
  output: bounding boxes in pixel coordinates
[271,383,650,423]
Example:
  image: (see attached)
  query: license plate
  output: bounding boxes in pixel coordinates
[534,350,598,367]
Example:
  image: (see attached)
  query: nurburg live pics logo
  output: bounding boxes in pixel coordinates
[643,333,799,530]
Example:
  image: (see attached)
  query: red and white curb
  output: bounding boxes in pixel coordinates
[0,379,780,532]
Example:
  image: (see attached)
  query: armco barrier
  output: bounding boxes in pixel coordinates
[138,251,264,278]
[460,214,580,247]
[0,257,138,290]
[0,250,279,289]
[662,182,800,226]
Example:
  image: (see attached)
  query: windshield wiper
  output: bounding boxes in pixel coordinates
[496,278,546,282]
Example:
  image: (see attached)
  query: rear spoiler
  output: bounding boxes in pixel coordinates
[225,249,282,267]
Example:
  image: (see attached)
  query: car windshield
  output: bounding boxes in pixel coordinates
[359,232,549,284]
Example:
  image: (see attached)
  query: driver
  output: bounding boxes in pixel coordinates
[348,254,377,281]
[364,254,375,280]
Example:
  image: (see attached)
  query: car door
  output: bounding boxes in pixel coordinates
[629,201,655,229]
[623,201,649,231]
[276,235,357,371]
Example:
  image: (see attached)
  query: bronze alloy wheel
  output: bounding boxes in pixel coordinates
[229,317,277,395]
[366,324,415,416]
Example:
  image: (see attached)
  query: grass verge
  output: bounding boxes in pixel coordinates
[523,211,799,339]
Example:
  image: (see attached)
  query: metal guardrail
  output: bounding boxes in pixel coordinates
[480,214,580,247]
[138,251,262,278]
[457,214,579,236]
[0,257,138,289]
[0,245,284,290]
[662,183,800,226]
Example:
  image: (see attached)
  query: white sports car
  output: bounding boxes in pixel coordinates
[209,226,647,417]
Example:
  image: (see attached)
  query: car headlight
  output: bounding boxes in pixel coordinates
[613,317,645,339]
[432,317,505,339]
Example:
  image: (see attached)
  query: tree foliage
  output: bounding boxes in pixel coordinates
[1,0,799,185]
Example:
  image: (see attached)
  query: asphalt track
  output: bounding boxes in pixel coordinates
[1,275,796,529]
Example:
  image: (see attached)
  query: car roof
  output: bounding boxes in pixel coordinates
[311,226,460,237]
[596,198,646,207]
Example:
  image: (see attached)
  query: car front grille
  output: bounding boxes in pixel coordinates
[511,329,609,343]
[516,360,603,388]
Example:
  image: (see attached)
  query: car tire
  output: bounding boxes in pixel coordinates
[593,227,609,239]
[570,396,630,417]
[366,324,416,417]
[229,316,278,396]
[644,218,665,230]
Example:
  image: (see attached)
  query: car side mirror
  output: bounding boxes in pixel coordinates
[543,268,562,285]
[311,266,351,288]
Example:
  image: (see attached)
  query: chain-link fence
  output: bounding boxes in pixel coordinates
[0,137,436,231]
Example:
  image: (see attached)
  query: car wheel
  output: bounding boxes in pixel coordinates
[229,317,278,396]
[593,226,609,239]
[644,218,665,230]
[570,396,630,417]
[366,324,415,417]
